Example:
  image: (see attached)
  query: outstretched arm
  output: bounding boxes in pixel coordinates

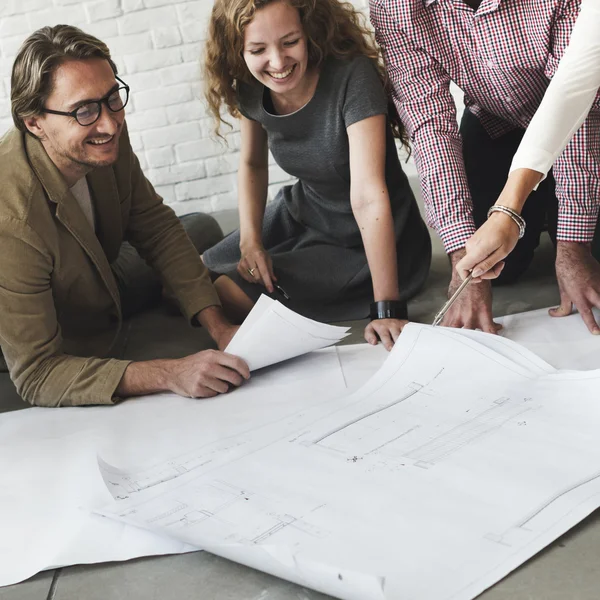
[115,350,250,399]
[235,116,276,293]
[348,115,404,350]
[457,0,600,282]
[371,1,497,332]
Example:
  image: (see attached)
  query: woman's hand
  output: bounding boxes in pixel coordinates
[364,318,408,351]
[457,168,541,281]
[238,244,277,293]
[455,212,519,281]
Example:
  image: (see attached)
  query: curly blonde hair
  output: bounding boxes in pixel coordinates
[204,0,409,149]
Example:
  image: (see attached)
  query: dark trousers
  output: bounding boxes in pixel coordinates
[111,212,223,318]
[460,110,600,284]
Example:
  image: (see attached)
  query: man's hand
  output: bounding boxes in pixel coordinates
[551,242,600,334]
[167,350,250,398]
[364,318,408,351]
[115,350,250,399]
[455,212,515,281]
[441,250,502,333]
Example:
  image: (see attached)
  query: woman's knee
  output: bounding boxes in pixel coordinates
[180,213,224,254]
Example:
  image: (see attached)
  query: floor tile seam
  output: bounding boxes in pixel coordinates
[46,569,62,600]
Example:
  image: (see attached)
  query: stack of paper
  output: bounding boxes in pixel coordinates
[225,295,350,371]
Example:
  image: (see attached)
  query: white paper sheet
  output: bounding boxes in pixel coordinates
[499,307,600,370]
[0,347,350,587]
[2,306,600,590]
[225,295,350,371]
[97,324,600,600]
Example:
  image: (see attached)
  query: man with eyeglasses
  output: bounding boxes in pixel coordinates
[0,25,250,408]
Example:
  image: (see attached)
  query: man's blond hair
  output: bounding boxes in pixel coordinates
[11,24,118,132]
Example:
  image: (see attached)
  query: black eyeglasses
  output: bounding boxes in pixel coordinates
[41,76,130,126]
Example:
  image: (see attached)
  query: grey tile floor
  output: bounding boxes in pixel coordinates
[3,209,600,600]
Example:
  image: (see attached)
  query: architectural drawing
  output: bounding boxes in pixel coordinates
[98,324,600,600]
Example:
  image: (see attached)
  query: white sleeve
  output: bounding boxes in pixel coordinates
[510,0,600,183]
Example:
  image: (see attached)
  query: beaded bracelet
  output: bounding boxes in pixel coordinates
[487,205,526,239]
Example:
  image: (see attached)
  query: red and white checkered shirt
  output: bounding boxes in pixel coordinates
[371,0,600,253]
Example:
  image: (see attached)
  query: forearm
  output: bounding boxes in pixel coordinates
[412,131,476,253]
[496,169,544,213]
[115,359,173,397]
[449,247,466,278]
[450,246,486,283]
[238,163,268,248]
[193,305,233,347]
[371,6,473,252]
[126,154,220,319]
[352,194,400,301]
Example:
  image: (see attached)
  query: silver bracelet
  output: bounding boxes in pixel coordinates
[487,205,526,239]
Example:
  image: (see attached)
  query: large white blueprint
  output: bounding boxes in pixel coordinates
[97,324,600,600]
[1,307,600,589]
[498,307,600,370]
[0,346,363,587]
[225,295,350,371]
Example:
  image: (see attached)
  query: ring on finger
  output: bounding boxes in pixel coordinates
[247,267,256,277]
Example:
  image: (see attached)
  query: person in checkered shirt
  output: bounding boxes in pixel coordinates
[371,0,600,334]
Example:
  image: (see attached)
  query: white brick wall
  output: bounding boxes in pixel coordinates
[0,0,459,215]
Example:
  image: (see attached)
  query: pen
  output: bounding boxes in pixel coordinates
[246,266,291,301]
[432,272,474,327]
[274,283,291,301]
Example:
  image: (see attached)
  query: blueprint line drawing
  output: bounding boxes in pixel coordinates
[114,477,330,549]
[404,399,532,468]
[97,324,600,600]
[5,311,600,592]
[515,470,600,529]
[313,381,424,445]
[99,349,348,501]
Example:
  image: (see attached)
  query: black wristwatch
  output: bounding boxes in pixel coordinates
[369,300,408,321]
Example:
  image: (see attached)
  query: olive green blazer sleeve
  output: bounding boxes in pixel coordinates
[119,134,221,324]
[0,218,130,407]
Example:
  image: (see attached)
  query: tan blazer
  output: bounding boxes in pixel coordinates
[0,126,220,407]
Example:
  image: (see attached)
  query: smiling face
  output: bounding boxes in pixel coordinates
[24,58,125,186]
[242,1,310,98]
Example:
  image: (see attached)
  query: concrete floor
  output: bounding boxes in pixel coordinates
[3,208,600,600]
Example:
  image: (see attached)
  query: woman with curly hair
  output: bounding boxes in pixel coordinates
[201,0,431,349]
